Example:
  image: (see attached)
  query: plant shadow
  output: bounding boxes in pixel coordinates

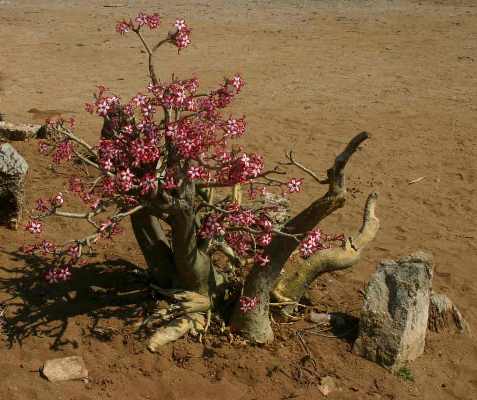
[0,250,153,349]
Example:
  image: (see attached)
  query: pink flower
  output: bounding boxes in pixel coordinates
[45,266,72,283]
[116,20,132,35]
[51,192,64,208]
[53,140,73,164]
[299,229,324,258]
[101,177,116,197]
[116,168,135,192]
[97,99,111,117]
[175,19,186,30]
[40,240,56,255]
[135,12,148,27]
[100,158,113,171]
[254,253,270,267]
[38,141,50,155]
[231,74,245,92]
[257,233,272,247]
[287,178,303,193]
[67,244,81,259]
[171,20,191,50]
[146,13,161,29]
[45,269,58,284]
[139,172,158,195]
[132,93,147,107]
[25,220,42,234]
[56,266,72,281]
[199,215,225,239]
[239,296,259,313]
[225,117,246,137]
[36,198,50,213]
[187,166,207,181]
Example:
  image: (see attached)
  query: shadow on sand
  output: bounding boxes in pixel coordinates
[0,250,153,349]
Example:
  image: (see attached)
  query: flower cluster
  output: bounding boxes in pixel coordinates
[45,266,72,284]
[171,19,191,50]
[199,204,274,265]
[115,12,190,51]
[116,12,161,34]
[239,296,259,313]
[299,229,345,258]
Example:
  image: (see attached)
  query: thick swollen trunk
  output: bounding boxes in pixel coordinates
[169,208,214,295]
[130,209,175,288]
[131,205,214,295]
[231,192,346,343]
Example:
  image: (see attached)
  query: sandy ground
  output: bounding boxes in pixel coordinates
[0,0,476,399]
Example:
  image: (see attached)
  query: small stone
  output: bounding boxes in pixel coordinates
[306,311,331,325]
[318,376,338,396]
[353,251,433,371]
[428,292,470,335]
[42,356,88,382]
[0,121,44,141]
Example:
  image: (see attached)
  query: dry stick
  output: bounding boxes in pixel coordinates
[283,150,328,184]
[57,127,96,156]
[408,176,425,184]
[296,331,317,369]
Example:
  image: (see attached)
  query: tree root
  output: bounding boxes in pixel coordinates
[148,313,205,352]
[143,288,211,351]
[149,286,211,321]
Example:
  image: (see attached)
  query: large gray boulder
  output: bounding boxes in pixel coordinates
[353,251,433,371]
[0,143,28,229]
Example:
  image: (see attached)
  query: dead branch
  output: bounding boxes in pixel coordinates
[283,150,328,184]
[272,192,379,305]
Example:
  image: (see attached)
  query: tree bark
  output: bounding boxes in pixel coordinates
[272,192,379,309]
[130,209,175,288]
[231,132,371,342]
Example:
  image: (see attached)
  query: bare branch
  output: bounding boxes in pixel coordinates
[112,204,145,221]
[133,28,159,85]
[57,127,97,157]
[283,150,328,184]
[328,131,369,196]
[272,192,379,304]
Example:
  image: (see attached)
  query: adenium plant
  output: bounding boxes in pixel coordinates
[23,12,380,345]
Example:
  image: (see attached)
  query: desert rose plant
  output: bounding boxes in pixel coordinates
[23,12,380,346]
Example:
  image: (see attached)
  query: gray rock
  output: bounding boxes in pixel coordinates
[0,143,28,229]
[428,292,471,335]
[42,356,88,382]
[0,120,44,141]
[353,251,433,371]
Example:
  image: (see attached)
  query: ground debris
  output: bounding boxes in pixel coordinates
[318,376,338,396]
[41,356,88,382]
[0,120,45,141]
